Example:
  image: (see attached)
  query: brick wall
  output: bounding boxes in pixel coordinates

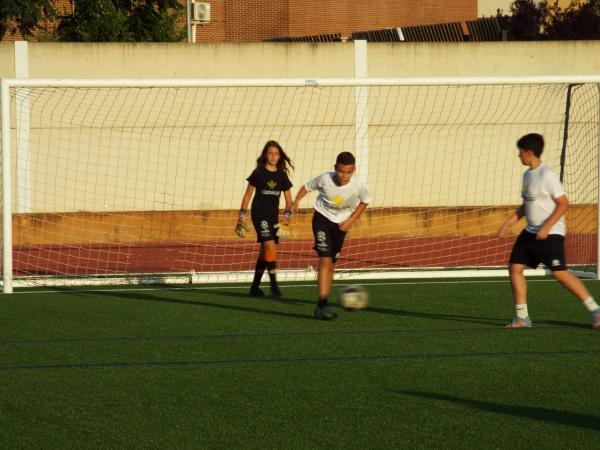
[3,0,476,43]
[196,0,477,42]
[288,0,477,37]
[195,0,289,43]
[195,0,478,43]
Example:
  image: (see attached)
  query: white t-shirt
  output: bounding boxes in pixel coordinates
[521,162,566,236]
[305,172,371,223]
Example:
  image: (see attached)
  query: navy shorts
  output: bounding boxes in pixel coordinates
[312,211,347,263]
[509,230,567,271]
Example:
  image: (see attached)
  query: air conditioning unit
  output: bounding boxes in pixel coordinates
[191,2,211,22]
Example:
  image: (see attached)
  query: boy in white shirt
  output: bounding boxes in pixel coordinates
[291,152,371,320]
[497,133,600,329]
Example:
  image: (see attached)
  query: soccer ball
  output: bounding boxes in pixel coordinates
[338,285,369,311]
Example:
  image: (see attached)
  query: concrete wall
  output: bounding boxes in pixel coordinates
[367,41,600,77]
[3,40,600,79]
[1,41,599,216]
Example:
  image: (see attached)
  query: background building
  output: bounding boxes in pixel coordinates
[3,0,479,42]
[193,0,477,42]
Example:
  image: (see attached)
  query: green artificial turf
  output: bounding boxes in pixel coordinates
[0,278,599,448]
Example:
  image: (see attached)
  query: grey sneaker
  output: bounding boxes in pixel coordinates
[314,305,337,320]
[505,316,532,328]
[593,309,600,329]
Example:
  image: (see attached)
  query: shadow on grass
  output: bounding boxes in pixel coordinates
[396,390,600,431]
[72,288,315,321]
[56,286,590,329]
[64,287,514,327]
[364,305,505,326]
[196,288,312,307]
[534,319,592,329]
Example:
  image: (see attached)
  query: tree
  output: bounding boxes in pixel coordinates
[545,0,600,39]
[56,0,132,41]
[124,0,185,42]
[500,0,600,40]
[507,0,548,40]
[55,0,184,42]
[0,0,56,40]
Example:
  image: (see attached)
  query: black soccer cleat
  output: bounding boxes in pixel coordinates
[249,287,265,297]
[314,305,337,320]
[270,287,282,298]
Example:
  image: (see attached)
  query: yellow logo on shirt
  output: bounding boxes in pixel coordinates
[267,180,277,189]
[332,195,343,206]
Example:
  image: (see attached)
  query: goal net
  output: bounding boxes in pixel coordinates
[1,77,598,291]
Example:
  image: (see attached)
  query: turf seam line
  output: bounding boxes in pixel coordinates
[1,349,599,371]
[0,325,584,346]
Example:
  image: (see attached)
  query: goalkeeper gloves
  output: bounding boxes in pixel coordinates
[274,222,289,238]
[274,210,292,239]
[235,208,249,238]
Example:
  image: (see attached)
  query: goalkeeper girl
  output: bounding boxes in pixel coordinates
[290,151,371,320]
[236,140,294,298]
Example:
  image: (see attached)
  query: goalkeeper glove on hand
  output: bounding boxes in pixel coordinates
[274,209,292,239]
[235,222,249,238]
[235,208,249,238]
[274,222,289,238]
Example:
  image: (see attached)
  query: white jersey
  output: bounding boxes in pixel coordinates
[521,162,566,236]
[305,172,371,223]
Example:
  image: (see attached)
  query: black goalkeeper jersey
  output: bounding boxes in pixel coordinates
[247,166,293,221]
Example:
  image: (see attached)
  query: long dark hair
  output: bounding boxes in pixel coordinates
[256,140,294,175]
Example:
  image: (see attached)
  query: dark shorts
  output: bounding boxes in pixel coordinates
[509,230,567,271]
[312,211,347,263]
[251,214,279,244]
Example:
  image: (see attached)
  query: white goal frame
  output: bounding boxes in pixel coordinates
[2,76,600,293]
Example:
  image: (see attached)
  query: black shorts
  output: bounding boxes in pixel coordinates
[312,211,347,263]
[509,230,567,271]
[251,214,279,244]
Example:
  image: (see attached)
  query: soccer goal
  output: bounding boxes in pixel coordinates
[1,76,599,292]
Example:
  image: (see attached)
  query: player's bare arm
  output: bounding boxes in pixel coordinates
[274,189,295,238]
[235,184,255,237]
[283,190,293,211]
[290,186,308,214]
[497,204,525,238]
[537,194,568,240]
[339,202,368,232]
[240,183,255,211]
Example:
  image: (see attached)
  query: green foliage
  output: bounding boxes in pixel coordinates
[546,0,600,39]
[0,0,56,40]
[507,0,548,40]
[501,0,600,40]
[56,0,132,42]
[123,0,185,42]
[55,0,184,42]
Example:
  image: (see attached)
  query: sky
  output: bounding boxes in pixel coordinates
[478,0,572,17]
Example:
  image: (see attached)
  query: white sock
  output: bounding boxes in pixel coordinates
[516,304,529,319]
[582,296,599,312]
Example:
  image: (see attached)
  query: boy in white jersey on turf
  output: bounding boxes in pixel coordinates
[497,133,600,329]
[291,152,371,320]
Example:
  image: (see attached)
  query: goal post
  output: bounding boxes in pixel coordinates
[1,76,599,292]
